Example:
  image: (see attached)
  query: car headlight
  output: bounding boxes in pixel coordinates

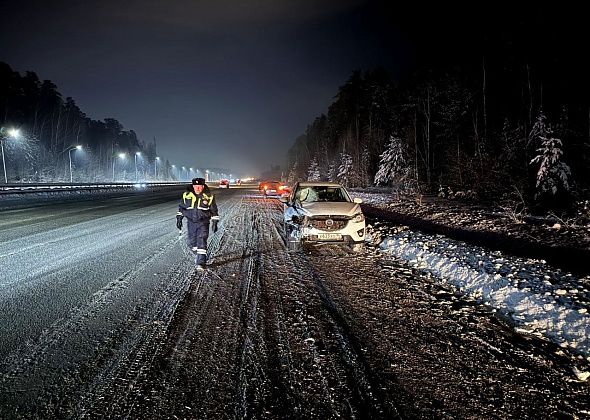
[352,213,365,223]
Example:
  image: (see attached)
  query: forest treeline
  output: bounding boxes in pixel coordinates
[287,17,589,212]
[0,62,172,182]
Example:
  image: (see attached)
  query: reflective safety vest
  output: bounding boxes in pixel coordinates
[178,190,218,222]
[182,191,214,210]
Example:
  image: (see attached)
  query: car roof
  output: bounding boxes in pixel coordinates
[296,182,343,187]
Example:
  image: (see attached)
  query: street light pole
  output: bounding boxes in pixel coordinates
[69,149,72,183]
[154,157,160,180]
[134,152,141,181]
[0,128,20,184]
[113,153,126,182]
[1,138,6,184]
[68,145,82,183]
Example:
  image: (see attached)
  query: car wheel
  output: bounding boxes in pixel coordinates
[284,222,301,252]
[287,239,301,252]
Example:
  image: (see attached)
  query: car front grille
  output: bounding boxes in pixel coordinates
[309,217,348,231]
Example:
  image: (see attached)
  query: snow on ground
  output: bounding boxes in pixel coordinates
[369,222,590,359]
[352,190,392,205]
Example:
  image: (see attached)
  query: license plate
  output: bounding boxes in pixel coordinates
[317,233,343,241]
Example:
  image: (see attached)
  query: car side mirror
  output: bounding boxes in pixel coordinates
[353,197,363,204]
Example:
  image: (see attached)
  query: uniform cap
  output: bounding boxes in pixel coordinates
[192,177,206,185]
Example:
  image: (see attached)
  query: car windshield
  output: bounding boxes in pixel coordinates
[295,186,350,203]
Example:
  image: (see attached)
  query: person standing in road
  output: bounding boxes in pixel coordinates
[176,177,220,270]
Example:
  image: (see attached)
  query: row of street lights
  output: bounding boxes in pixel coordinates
[170,165,198,181]
[111,152,162,182]
[1,127,229,184]
[0,130,162,183]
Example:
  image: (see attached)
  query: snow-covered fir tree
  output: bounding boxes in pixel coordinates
[337,152,354,186]
[528,110,548,147]
[307,158,321,181]
[374,136,407,185]
[529,112,571,197]
[328,162,337,182]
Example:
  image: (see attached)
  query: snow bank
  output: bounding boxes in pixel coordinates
[380,234,590,356]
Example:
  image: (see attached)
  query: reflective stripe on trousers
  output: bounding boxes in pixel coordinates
[187,219,210,265]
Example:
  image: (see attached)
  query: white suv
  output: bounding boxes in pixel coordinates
[281,182,366,251]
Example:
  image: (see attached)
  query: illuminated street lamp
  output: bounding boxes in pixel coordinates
[181,166,186,180]
[0,127,20,183]
[205,169,209,182]
[135,152,141,181]
[68,145,83,183]
[113,153,127,181]
[154,156,160,180]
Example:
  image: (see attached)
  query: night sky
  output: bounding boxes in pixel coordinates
[0,0,416,176]
[2,1,583,176]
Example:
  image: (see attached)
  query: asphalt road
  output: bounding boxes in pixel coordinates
[0,187,587,419]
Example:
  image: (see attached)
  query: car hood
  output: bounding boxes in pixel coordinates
[299,201,361,217]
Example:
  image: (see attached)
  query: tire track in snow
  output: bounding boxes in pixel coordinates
[266,199,402,419]
[0,234,190,419]
[77,193,242,417]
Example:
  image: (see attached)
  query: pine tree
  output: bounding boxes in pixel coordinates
[328,162,337,182]
[307,158,321,181]
[337,152,354,186]
[528,110,548,147]
[374,136,407,186]
[529,112,571,197]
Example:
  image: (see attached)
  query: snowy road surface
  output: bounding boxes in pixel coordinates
[0,187,588,418]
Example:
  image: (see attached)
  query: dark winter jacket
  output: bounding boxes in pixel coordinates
[177,185,219,223]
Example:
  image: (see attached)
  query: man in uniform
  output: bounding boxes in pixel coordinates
[176,177,220,270]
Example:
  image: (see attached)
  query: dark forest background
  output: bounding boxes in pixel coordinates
[287,5,590,212]
[0,62,171,182]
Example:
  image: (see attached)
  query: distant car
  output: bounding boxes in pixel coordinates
[259,180,289,197]
[219,179,230,188]
[281,182,365,251]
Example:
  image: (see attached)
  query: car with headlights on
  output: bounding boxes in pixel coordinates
[281,182,365,251]
[259,180,290,197]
